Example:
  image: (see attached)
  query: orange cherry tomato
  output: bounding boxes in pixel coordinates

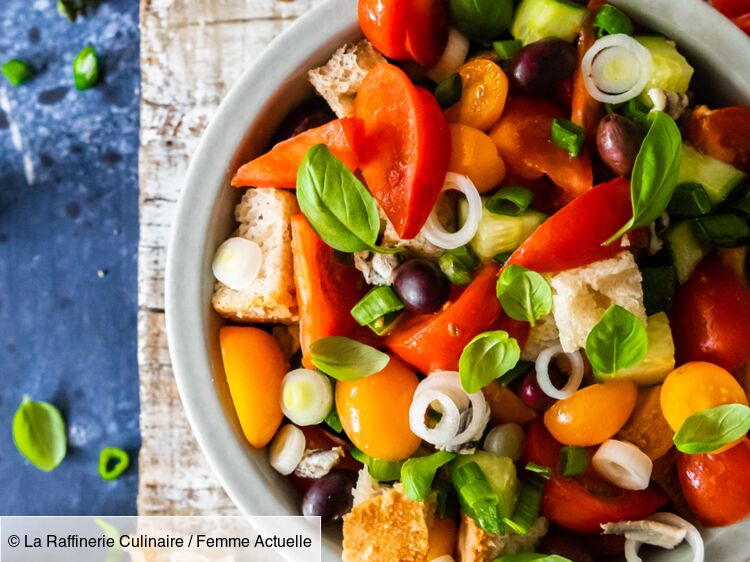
[660,361,749,432]
[445,59,509,131]
[219,327,288,448]
[448,123,506,193]
[544,381,638,447]
[427,517,458,559]
[336,356,422,461]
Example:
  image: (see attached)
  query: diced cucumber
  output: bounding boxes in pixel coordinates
[511,0,587,45]
[636,36,694,104]
[452,451,519,519]
[663,220,710,284]
[460,199,546,263]
[596,312,675,385]
[679,145,747,206]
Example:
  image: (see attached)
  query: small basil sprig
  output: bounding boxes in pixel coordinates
[496,265,552,327]
[585,305,648,375]
[297,144,398,254]
[310,336,389,381]
[351,447,403,481]
[12,397,67,472]
[673,403,750,454]
[459,331,521,393]
[402,451,456,501]
[605,111,682,244]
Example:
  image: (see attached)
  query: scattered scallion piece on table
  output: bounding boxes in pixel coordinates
[12,397,67,472]
[593,4,634,38]
[73,45,100,90]
[435,72,463,110]
[57,0,100,21]
[550,118,585,158]
[99,447,130,481]
[2,59,32,86]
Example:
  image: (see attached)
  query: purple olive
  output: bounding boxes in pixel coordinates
[596,114,645,177]
[301,471,357,522]
[393,259,451,314]
[519,371,555,411]
[510,38,578,95]
[270,97,336,145]
[540,530,597,562]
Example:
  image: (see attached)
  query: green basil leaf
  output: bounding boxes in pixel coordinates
[459,331,521,393]
[297,144,381,253]
[496,265,552,327]
[351,447,403,481]
[605,111,682,244]
[494,555,573,562]
[402,451,456,501]
[12,397,67,472]
[585,305,648,375]
[310,336,390,381]
[673,403,750,454]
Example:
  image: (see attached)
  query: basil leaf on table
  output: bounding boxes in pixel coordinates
[351,448,403,482]
[297,144,398,254]
[673,403,750,454]
[496,265,552,327]
[459,330,521,393]
[605,111,682,244]
[12,397,67,472]
[585,305,648,375]
[310,336,389,381]
[401,451,456,501]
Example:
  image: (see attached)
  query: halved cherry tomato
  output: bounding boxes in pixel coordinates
[232,118,362,188]
[290,215,372,368]
[404,0,449,67]
[678,438,750,527]
[445,59,509,132]
[448,123,506,193]
[336,356,422,461]
[670,255,750,372]
[358,0,410,59]
[386,264,503,373]
[684,105,750,173]
[710,0,750,19]
[505,177,632,273]
[571,10,605,151]
[544,381,638,447]
[490,97,594,199]
[733,12,750,34]
[355,63,451,238]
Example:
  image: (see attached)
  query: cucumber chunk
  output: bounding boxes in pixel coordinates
[664,220,710,284]
[636,36,694,103]
[679,145,747,206]
[511,0,587,45]
[452,451,519,520]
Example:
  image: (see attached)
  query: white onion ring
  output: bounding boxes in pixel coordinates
[212,236,263,290]
[624,512,704,562]
[581,34,653,104]
[592,439,652,491]
[268,424,306,476]
[535,345,584,400]
[421,173,482,250]
[427,27,470,83]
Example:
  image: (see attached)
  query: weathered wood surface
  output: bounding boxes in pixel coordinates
[138,0,326,515]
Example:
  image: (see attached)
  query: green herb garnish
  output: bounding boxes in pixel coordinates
[550,118,585,158]
[485,186,534,216]
[310,336,389,381]
[351,448,403,482]
[593,4,634,38]
[435,72,462,110]
[585,305,648,375]
[459,331,521,393]
[495,265,552,327]
[401,451,456,501]
[673,403,750,454]
[12,397,67,472]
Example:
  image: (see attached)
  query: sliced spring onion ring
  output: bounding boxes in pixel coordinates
[427,27,470,83]
[535,345,584,400]
[421,173,482,250]
[268,424,306,475]
[624,512,704,562]
[592,439,652,491]
[409,371,489,450]
[280,369,333,426]
[581,34,653,104]
[212,237,263,290]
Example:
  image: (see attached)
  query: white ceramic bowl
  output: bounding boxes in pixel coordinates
[166,1,750,559]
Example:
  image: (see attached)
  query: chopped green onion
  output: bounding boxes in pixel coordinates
[435,72,462,110]
[550,118,585,158]
[667,182,713,217]
[58,0,99,21]
[524,462,551,477]
[723,184,750,216]
[502,472,546,535]
[452,461,505,535]
[559,446,589,476]
[447,245,480,269]
[98,448,130,481]
[366,310,402,336]
[621,98,652,130]
[434,474,459,519]
[485,186,534,216]
[440,253,474,285]
[593,5,634,38]
[324,407,342,433]
[2,59,32,86]
[693,214,750,248]
[492,39,522,61]
[493,252,513,266]
[401,451,456,501]
[640,266,677,315]
[351,447,403,481]
[497,360,533,387]
[73,45,99,90]
[351,285,404,326]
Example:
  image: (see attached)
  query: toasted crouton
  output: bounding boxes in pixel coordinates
[212,188,299,323]
[308,39,386,118]
[342,483,434,562]
[457,514,548,562]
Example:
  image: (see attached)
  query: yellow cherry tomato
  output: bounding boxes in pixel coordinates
[444,59,509,131]
[336,356,422,461]
[448,123,507,193]
[544,380,638,447]
[219,326,288,448]
[427,516,458,559]
[660,361,749,432]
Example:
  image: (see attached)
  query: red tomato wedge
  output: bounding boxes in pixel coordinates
[355,63,451,239]
[670,255,750,372]
[711,0,750,19]
[231,118,362,188]
[290,215,372,368]
[490,97,593,200]
[733,12,750,34]
[404,0,449,67]
[358,0,410,60]
[386,264,503,373]
[571,10,605,151]
[684,105,750,174]
[505,177,633,274]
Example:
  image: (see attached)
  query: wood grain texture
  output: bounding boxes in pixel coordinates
[138,0,326,515]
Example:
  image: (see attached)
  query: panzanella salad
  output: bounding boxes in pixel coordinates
[209,0,750,560]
